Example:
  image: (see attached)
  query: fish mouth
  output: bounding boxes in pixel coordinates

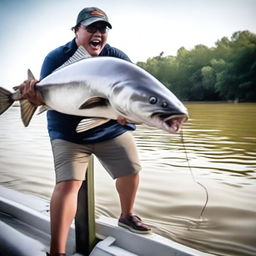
[151,112,188,133]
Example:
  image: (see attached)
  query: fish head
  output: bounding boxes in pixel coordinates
[110,71,188,133]
[132,88,188,133]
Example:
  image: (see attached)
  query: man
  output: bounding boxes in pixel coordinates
[20,7,151,256]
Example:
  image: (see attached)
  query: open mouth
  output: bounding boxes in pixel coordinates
[90,40,101,48]
[151,113,188,133]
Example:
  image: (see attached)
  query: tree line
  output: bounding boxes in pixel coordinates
[137,30,256,102]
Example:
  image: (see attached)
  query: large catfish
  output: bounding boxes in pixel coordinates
[0,52,188,133]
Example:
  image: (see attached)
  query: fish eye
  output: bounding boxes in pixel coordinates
[149,96,157,104]
[162,101,168,108]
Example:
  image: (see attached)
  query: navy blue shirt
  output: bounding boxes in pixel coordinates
[40,39,136,143]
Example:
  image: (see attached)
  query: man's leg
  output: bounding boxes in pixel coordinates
[50,139,92,254]
[93,132,151,234]
[116,172,151,234]
[116,172,139,216]
[50,180,83,254]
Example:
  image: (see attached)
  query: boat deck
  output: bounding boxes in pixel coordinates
[0,186,213,256]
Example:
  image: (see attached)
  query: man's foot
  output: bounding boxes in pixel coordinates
[118,215,151,234]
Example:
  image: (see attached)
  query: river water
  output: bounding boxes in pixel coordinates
[0,103,255,256]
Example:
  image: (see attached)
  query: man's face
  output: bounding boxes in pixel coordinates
[75,21,109,56]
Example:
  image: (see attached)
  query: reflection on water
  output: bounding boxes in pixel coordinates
[0,103,256,256]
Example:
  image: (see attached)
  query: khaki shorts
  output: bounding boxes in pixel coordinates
[51,132,141,183]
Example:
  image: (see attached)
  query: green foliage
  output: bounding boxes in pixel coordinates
[137,30,256,101]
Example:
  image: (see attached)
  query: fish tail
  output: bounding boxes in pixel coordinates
[20,99,37,127]
[0,87,15,115]
[0,86,37,126]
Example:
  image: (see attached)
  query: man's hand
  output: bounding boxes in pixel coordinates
[19,79,44,106]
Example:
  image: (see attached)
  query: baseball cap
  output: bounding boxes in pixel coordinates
[75,7,112,29]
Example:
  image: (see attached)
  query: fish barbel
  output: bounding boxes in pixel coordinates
[0,57,188,133]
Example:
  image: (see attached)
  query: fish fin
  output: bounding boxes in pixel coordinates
[79,97,109,109]
[37,105,49,115]
[54,46,91,72]
[76,118,110,133]
[20,99,37,126]
[0,87,14,115]
[27,69,36,80]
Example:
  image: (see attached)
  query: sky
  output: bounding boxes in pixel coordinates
[0,0,255,88]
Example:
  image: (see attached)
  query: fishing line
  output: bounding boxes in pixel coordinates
[180,129,209,220]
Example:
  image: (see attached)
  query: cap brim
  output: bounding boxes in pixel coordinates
[80,17,112,29]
